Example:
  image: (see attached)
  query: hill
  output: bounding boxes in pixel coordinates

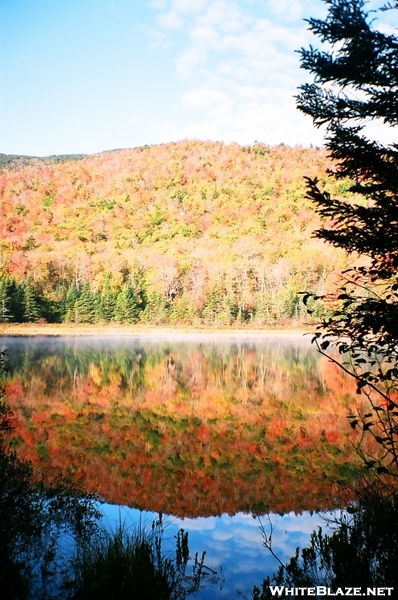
[0,140,352,326]
[0,152,87,171]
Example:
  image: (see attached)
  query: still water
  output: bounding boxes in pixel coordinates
[1,333,360,598]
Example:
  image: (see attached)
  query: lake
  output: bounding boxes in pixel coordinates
[1,333,362,598]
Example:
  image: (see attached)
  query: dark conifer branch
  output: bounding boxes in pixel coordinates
[298,0,398,478]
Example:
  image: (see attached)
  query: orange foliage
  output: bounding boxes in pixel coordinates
[3,338,374,517]
[0,141,353,326]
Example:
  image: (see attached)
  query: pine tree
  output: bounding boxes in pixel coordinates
[64,281,80,323]
[0,278,12,322]
[253,6,398,594]
[297,0,398,285]
[5,278,24,323]
[114,282,140,323]
[96,275,116,322]
[20,280,40,323]
[298,0,398,474]
[74,280,95,324]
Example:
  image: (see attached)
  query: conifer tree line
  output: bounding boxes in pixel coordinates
[0,267,322,325]
[0,275,143,324]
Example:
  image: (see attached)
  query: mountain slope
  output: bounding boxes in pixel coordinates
[0,140,351,325]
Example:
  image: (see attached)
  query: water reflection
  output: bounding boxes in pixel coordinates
[1,334,367,598]
[100,504,332,600]
[1,334,362,517]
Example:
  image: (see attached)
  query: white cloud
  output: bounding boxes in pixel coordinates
[268,0,304,22]
[172,0,210,14]
[171,5,310,81]
[149,92,325,148]
[219,17,247,35]
[154,0,211,31]
[149,119,222,142]
[144,26,172,49]
[195,0,237,27]
[172,515,218,530]
[175,47,208,75]
[147,0,327,147]
[183,88,229,108]
[157,11,183,30]
[216,61,234,75]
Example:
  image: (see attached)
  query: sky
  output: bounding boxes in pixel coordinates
[0,0,389,156]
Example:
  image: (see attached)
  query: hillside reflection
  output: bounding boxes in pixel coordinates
[2,335,366,517]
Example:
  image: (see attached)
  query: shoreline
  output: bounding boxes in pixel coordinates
[0,322,313,338]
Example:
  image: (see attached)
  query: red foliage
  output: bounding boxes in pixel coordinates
[197,423,211,444]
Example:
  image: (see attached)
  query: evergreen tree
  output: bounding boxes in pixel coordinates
[0,278,12,322]
[96,275,116,322]
[50,283,69,323]
[93,288,102,323]
[21,280,40,323]
[75,280,95,324]
[297,0,398,474]
[6,279,24,323]
[114,282,140,323]
[252,4,398,595]
[64,281,80,323]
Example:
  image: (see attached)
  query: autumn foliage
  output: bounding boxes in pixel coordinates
[0,141,352,325]
[2,338,373,517]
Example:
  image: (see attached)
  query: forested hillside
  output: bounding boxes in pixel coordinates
[0,140,352,326]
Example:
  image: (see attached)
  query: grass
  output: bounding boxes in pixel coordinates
[65,516,210,600]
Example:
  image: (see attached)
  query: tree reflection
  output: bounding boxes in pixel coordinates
[2,338,367,517]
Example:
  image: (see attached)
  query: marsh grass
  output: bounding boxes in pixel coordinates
[66,516,208,600]
[253,484,398,598]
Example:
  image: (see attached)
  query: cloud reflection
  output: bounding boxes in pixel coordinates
[100,504,327,599]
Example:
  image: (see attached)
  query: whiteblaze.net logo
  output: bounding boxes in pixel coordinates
[268,587,394,597]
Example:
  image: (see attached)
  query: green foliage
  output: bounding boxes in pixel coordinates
[114,282,140,323]
[201,281,237,326]
[74,281,95,324]
[257,2,398,597]
[0,277,46,323]
[0,271,149,325]
[0,265,331,326]
[0,153,86,172]
[141,291,170,325]
[0,278,13,322]
[21,280,40,322]
[95,275,116,322]
[253,3,398,595]
[22,235,39,251]
[64,281,80,323]
[169,295,197,324]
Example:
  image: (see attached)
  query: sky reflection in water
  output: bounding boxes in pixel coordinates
[102,503,331,599]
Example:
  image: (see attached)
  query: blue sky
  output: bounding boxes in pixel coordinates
[0,0,387,156]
